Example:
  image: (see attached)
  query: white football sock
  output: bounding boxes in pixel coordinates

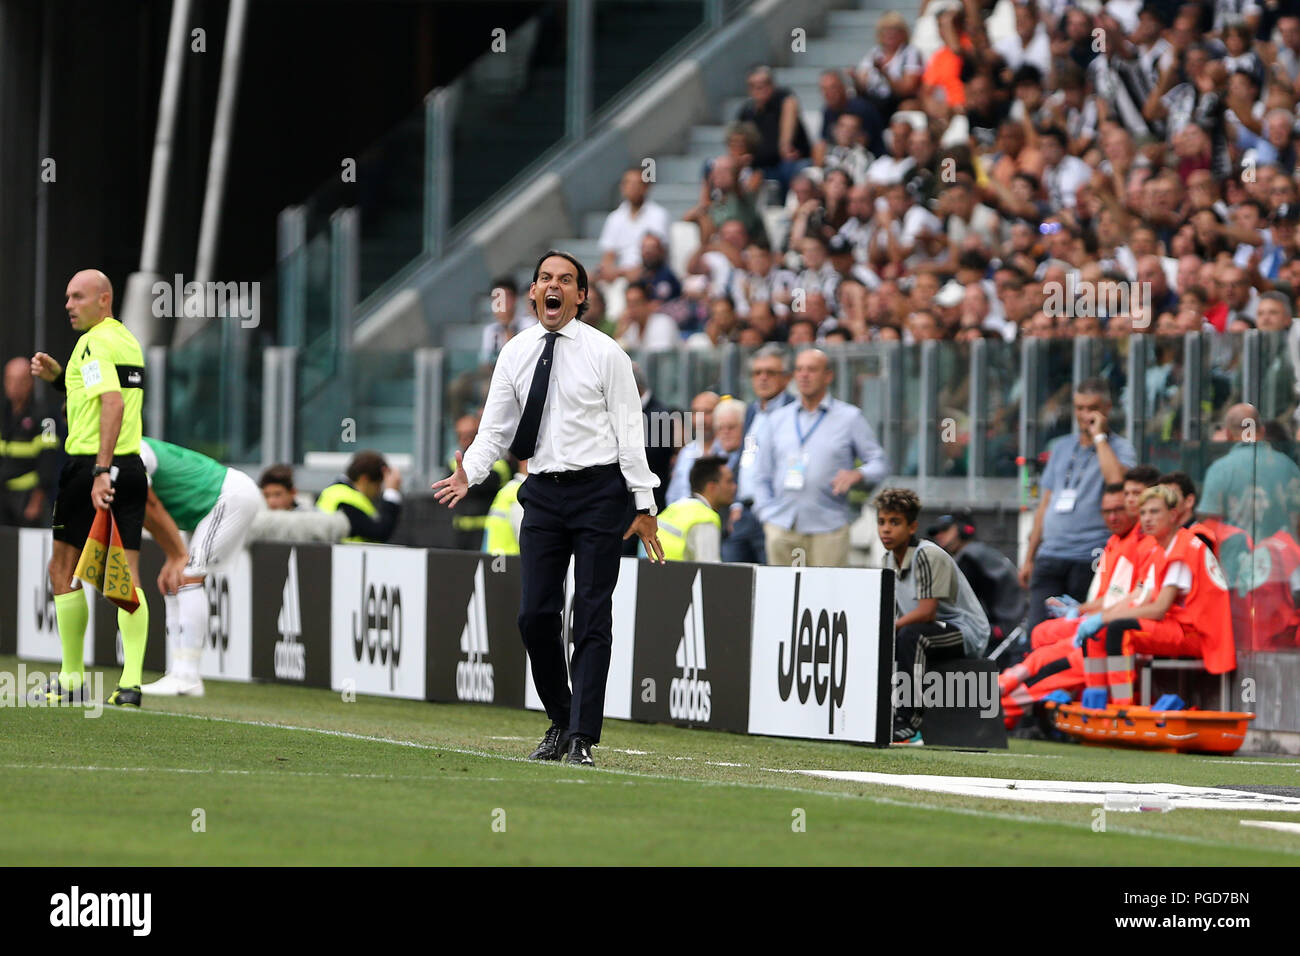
[164,593,180,674]
[175,582,208,681]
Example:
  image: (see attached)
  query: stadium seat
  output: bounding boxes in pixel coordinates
[1137,656,1231,712]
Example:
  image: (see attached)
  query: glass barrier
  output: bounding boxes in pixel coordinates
[163,318,264,463]
[981,337,1021,478]
[296,349,416,461]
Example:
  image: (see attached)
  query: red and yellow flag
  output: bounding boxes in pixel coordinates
[73,508,140,613]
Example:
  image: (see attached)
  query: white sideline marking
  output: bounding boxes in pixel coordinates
[604,748,652,755]
[1196,759,1300,768]
[774,770,1300,813]
[100,707,1299,855]
[705,761,748,767]
[0,763,510,784]
[1240,820,1300,835]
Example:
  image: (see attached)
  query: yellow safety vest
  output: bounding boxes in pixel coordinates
[656,496,721,562]
[0,432,57,491]
[449,455,511,532]
[316,481,379,543]
[483,476,523,555]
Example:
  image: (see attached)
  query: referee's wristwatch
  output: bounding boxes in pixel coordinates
[92,465,112,479]
[637,508,653,517]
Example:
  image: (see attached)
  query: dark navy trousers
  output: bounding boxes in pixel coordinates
[516,464,632,742]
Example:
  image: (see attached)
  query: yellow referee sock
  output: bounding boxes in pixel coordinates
[55,590,89,692]
[117,588,149,689]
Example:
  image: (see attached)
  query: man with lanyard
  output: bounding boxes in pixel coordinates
[1019,378,1136,636]
[727,344,795,563]
[29,270,150,706]
[750,348,888,567]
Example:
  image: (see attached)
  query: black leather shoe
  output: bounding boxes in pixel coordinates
[563,734,595,767]
[527,723,566,761]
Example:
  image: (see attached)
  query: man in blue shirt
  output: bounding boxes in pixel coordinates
[751,348,889,567]
[726,344,795,563]
[1019,378,1136,635]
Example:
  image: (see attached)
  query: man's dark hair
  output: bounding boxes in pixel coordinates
[1039,126,1068,148]
[626,279,653,301]
[346,450,388,484]
[690,455,729,494]
[958,249,990,273]
[1076,377,1111,403]
[787,316,818,335]
[259,463,295,491]
[530,249,590,319]
[1103,482,1126,495]
[874,487,921,524]
[490,276,517,295]
[1013,64,1044,88]
[1124,464,1161,486]
[1158,471,1197,502]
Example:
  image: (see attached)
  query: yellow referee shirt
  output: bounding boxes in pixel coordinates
[64,317,145,456]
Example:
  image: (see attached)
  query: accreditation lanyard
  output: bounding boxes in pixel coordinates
[795,406,829,448]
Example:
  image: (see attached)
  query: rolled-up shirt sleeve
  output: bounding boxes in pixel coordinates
[461,349,521,487]
[603,344,660,513]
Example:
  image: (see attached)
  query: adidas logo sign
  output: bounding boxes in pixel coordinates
[669,571,711,722]
[456,562,495,702]
[274,548,306,681]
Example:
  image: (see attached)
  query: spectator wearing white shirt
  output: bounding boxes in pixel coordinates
[617,280,681,351]
[1039,127,1092,211]
[597,169,671,280]
[993,0,1052,78]
[479,277,534,362]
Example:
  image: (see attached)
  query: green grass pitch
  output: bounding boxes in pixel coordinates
[2,654,1299,866]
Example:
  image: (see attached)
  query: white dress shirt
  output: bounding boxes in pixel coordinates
[461,318,661,513]
[598,200,671,269]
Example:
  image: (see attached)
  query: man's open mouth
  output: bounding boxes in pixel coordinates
[544,293,562,317]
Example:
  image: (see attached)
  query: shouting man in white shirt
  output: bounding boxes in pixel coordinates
[433,250,664,768]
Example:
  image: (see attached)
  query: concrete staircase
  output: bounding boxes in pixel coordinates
[535,0,924,286]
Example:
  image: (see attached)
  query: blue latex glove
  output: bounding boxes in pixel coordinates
[1081,687,1109,710]
[1043,689,1073,706]
[1045,595,1079,619]
[1072,613,1104,646]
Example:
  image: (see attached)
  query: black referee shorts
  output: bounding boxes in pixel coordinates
[51,454,147,551]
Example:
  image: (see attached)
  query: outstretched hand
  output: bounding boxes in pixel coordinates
[431,450,470,509]
[624,513,664,564]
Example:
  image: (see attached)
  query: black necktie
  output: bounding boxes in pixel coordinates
[509,332,558,460]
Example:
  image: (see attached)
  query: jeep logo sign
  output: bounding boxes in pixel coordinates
[748,566,891,745]
[331,546,426,700]
[777,573,849,735]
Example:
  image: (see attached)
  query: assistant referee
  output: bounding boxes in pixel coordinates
[30,269,150,707]
[434,250,664,767]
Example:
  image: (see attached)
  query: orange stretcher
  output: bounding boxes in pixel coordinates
[1044,701,1255,755]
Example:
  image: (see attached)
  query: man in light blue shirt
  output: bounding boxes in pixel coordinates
[751,348,889,566]
[665,390,721,504]
[1020,378,1136,635]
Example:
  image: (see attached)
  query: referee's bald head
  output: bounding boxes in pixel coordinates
[65,269,115,330]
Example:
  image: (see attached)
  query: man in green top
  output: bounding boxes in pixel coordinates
[654,456,736,562]
[29,270,150,706]
[316,449,403,543]
[1199,403,1300,541]
[139,436,263,696]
